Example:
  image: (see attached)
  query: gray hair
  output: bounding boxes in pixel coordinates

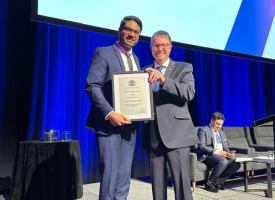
[150,30,172,44]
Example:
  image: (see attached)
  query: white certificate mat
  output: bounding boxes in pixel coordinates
[112,71,154,121]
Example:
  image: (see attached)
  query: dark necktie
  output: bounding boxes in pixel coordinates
[153,65,165,92]
[125,53,133,71]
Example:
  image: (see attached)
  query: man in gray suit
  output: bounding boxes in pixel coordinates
[197,112,240,193]
[142,30,199,200]
[85,16,142,200]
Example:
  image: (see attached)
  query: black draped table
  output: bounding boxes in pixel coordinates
[10,140,83,200]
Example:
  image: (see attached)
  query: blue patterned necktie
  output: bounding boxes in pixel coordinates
[215,131,221,143]
[153,65,165,92]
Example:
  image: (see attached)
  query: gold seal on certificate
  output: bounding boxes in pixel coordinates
[112,71,154,121]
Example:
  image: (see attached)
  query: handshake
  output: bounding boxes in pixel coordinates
[219,150,236,158]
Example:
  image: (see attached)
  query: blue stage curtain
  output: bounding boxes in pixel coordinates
[183,50,275,126]
[3,21,275,183]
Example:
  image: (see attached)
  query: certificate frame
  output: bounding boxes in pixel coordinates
[112,71,154,121]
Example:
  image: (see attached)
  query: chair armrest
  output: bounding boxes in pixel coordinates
[228,146,255,157]
[228,146,249,154]
[249,144,274,152]
[189,153,198,182]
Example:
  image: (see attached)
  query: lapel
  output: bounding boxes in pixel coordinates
[133,53,140,70]
[142,64,154,74]
[164,59,176,78]
[146,64,154,70]
[207,125,215,145]
[219,130,225,144]
[112,43,125,71]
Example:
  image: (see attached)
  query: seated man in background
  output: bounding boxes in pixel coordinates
[197,111,241,193]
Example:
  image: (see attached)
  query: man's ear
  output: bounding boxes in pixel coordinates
[169,45,173,51]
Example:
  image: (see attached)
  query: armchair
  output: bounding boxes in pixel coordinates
[189,152,211,192]
[222,127,254,174]
[248,126,274,147]
[244,127,274,172]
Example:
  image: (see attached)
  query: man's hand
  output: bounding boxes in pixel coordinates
[225,152,235,159]
[145,68,165,84]
[218,151,227,157]
[108,112,131,126]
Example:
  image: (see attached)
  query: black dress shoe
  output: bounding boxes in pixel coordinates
[205,181,219,193]
[216,182,225,190]
[216,181,225,190]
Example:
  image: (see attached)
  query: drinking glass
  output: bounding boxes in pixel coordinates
[62,131,71,141]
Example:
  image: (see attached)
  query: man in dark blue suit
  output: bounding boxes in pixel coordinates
[85,16,142,200]
[142,30,199,200]
[197,112,240,193]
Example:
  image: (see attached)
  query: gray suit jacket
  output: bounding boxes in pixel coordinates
[85,43,140,135]
[197,125,230,162]
[142,59,199,149]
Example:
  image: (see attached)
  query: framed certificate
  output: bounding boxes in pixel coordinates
[112,71,154,121]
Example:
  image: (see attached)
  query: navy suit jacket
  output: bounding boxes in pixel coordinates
[142,60,199,149]
[197,125,230,162]
[85,43,140,135]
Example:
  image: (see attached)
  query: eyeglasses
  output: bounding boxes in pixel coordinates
[151,43,171,49]
[122,26,141,35]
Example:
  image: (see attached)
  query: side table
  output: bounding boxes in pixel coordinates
[243,160,274,198]
[10,140,83,200]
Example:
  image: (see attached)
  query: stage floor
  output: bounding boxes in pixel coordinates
[78,174,275,200]
[0,174,274,200]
